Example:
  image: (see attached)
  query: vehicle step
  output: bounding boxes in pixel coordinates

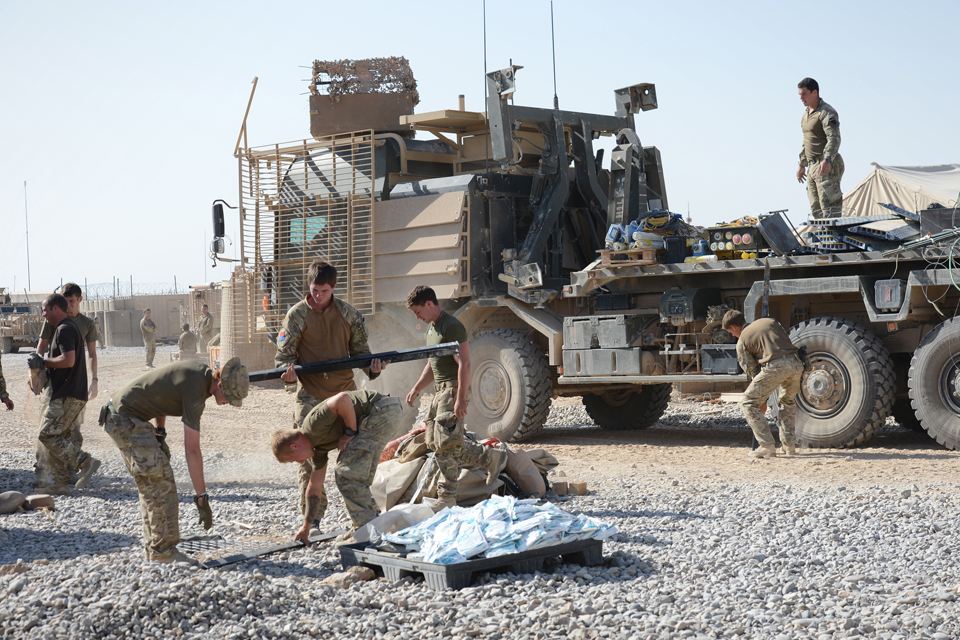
[339,538,605,590]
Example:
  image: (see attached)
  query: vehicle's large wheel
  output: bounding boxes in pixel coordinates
[468,329,551,443]
[788,317,894,448]
[1,337,11,354]
[583,383,671,430]
[908,317,960,449]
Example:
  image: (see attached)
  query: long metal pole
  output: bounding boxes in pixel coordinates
[24,181,31,291]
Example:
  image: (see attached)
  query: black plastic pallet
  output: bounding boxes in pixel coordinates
[339,538,604,590]
[180,530,345,569]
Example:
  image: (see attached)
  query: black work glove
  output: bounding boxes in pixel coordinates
[27,353,45,370]
[193,493,213,530]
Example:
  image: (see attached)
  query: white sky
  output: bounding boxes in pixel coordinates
[2,0,958,293]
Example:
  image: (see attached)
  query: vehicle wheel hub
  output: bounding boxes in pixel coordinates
[801,358,846,413]
[939,357,960,412]
[475,361,510,418]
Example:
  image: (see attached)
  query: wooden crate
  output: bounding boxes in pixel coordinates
[597,247,661,267]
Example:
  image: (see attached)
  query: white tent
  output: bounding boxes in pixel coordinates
[842,164,960,217]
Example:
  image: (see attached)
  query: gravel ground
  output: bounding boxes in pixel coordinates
[2,347,959,639]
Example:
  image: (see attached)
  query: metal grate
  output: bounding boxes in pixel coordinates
[179,531,343,569]
[231,132,375,345]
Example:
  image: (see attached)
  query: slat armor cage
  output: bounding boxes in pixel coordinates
[231,131,375,349]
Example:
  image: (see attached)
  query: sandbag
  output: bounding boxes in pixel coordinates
[372,457,425,512]
[396,431,429,463]
[504,448,546,498]
[524,448,559,475]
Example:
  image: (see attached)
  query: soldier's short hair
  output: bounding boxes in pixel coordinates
[183,323,190,331]
[798,77,819,93]
[201,304,209,310]
[406,285,438,308]
[61,282,82,298]
[144,308,151,313]
[44,293,68,313]
[307,260,338,287]
[271,430,303,462]
[721,310,746,330]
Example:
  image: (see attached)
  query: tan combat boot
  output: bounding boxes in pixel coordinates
[749,444,777,459]
[430,497,457,513]
[781,443,797,456]
[485,447,506,486]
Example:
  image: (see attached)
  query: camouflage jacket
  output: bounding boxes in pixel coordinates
[0,353,7,401]
[799,99,841,166]
[736,340,761,381]
[274,296,379,383]
[196,312,215,336]
[140,317,158,342]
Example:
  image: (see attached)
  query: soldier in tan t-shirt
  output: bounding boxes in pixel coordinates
[723,310,804,459]
[274,260,387,531]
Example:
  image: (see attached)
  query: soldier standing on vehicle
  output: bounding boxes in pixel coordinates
[100,357,248,564]
[405,285,503,512]
[32,293,100,494]
[796,77,844,219]
[271,389,401,542]
[141,309,158,368]
[196,304,215,353]
[179,323,198,360]
[275,259,386,533]
[35,283,100,489]
[722,310,804,459]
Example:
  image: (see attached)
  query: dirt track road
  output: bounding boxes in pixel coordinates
[2,346,956,491]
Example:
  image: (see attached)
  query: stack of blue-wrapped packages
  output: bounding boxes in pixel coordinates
[382,495,617,565]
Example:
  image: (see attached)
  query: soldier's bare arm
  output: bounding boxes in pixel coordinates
[183,424,207,500]
[45,349,76,369]
[87,340,98,400]
[406,362,435,407]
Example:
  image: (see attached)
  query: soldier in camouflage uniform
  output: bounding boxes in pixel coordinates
[35,282,100,489]
[272,389,401,540]
[196,304,215,353]
[405,286,504,512]
[33,293,101,494]
[100,357,248,564]
[274,260,386,531]
[140,309,158,368]
[723,310,804,458]
[0,351,13,412]
[178,323,198,360]
[796,77,844,219]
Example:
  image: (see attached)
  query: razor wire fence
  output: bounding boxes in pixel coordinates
[81,282,187,299]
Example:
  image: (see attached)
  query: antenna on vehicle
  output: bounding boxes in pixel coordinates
[482,0,490,170]
[551,1,559,109]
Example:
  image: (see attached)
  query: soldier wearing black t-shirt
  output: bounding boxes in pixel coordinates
[34,293,100,494]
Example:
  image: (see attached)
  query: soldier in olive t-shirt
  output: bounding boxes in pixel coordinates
[405,285,501,513]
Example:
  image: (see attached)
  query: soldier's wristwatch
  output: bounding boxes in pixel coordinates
[343,428,358,437]
[823,157,831,163]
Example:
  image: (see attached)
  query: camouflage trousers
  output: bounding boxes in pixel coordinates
[145,340,156,367]
[425,382,492,501]
[741,354,804,447]
[295,388,328,523]
[807,156,845,219]
[199,332,213,353]
[336,396,402,529]
[37,395,88,487]
[104,412,180,561]
[35,388,87,487]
